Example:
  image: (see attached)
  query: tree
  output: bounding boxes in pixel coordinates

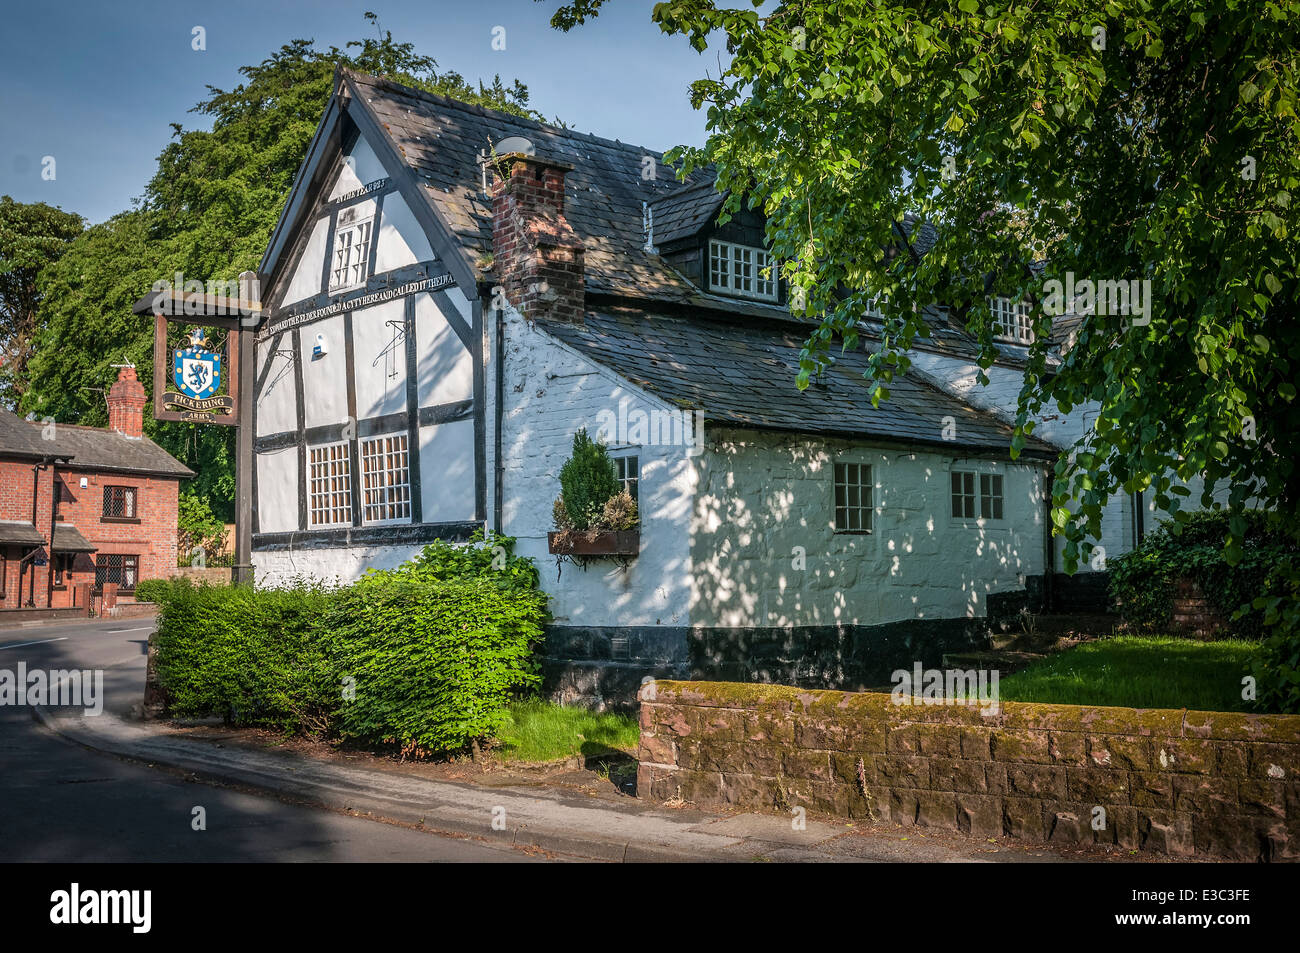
[0,196,84,402]
[22,15,545,518]
[550,1,1300,706]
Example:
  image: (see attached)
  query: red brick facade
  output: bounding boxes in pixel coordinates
[0,456,181,609]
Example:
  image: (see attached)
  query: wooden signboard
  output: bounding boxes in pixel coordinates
[150,311,241,427]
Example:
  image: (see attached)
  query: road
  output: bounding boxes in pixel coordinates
[0,618,540,862]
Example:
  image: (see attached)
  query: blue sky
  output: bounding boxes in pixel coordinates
[0,0,715,224]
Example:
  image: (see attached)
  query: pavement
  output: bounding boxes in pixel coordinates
[4,617,1108,863]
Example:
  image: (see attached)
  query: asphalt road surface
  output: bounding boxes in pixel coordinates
[0,618,539,862]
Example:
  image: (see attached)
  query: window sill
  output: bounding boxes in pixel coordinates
[101,517,142,524]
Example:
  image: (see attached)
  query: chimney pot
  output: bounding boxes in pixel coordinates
[107,365,146,439]
[490,153,585,324]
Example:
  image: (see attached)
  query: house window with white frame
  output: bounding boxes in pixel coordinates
[329,210,374,293]
[611,452,639,504]
[989,296,1033,344]
[308,441,352,527]
[360,433,411,524]
[709,239,778,301]
[951,469,1004,521]
[833,462,872,533]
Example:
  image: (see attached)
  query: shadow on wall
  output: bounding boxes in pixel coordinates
[686,430,1043,686]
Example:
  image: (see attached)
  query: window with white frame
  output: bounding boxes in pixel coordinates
[951,470,1004,521]
[989,296,1033,344]
[308,441,352,527]
[612,453,639,504]
[833,462,872,533]
[329,211,374,293]
[360,433,411,524]
[709,239,778,301]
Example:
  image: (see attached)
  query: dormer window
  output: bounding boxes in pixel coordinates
[990,296,1033,344]
[709,239,778,302]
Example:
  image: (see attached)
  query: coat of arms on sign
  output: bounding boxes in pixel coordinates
[173,328,222,400]
[160,326,234,422]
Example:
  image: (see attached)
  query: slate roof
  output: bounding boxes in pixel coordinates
[542,307,1060,458]
[53,524,96,553]
[0,520,45,547]
[0,408,57,460]
[347,70,715,306]
[649,180,727,247]
[331,72,1061,452]
[29,423,194,479]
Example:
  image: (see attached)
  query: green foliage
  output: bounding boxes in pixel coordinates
[998,635,1266,713]
[326,570,547,757]
[557,429,620,530]
[407,530,539,591]
[20,19,546,517]
[147,536,550,754]
[177,493,227,565]
[1108,511,1295,638]
[0,196,84,404]
[1251,556,1300,713]
[150,577,338,731]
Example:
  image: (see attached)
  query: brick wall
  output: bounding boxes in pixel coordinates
[0,457,180,609]
[638,680,1300,861]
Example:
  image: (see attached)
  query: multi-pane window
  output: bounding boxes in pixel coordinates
[360,433,411,524]
[833,462,873,533]
[952,470,1004,521]
[308,441,352,527]
[95,554,139,592]
[102,485,137,520]
[979,473,1004,520]
[329,212,373,293]
[709,240,778,301]
[613,454,639,504]
[990,296,1033,344]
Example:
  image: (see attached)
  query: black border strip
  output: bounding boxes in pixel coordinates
[253,519,482,552]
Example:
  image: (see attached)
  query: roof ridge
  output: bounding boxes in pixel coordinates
[344,68,682,164]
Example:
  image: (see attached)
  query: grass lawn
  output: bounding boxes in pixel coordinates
[998,635,1264,713]
[495,699,640,763]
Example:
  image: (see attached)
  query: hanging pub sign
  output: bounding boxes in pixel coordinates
[161,327,235,420]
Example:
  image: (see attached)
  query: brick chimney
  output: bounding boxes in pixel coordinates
[107,365,146,439]
[490,153,585,323]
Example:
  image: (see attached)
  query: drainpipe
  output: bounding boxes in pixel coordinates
[46,465,59,609]
[1042,466,1055,612]
[491,286,505,534]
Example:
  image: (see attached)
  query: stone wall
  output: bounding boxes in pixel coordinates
[638,680,1300,861]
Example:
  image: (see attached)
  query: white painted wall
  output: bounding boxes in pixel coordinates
[374,192,435,273]
[254,542,425,588]
[328,136,387,200]
[351,299,408,420]
[282,217,328,308]
[254,338,297,437]
[255,447,299,534]
[690,428,1047,626]
[498,308,696,628]
[907,346,1128,569]
[420,419,476,522]
[299,314,348,429]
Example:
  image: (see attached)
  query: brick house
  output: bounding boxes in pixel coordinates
[0,366,192,610]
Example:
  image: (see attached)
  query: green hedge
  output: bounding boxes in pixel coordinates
[1108,510,1296,639]
[149,533,549,754]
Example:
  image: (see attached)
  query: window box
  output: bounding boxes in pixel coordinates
[547,529,640,557]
